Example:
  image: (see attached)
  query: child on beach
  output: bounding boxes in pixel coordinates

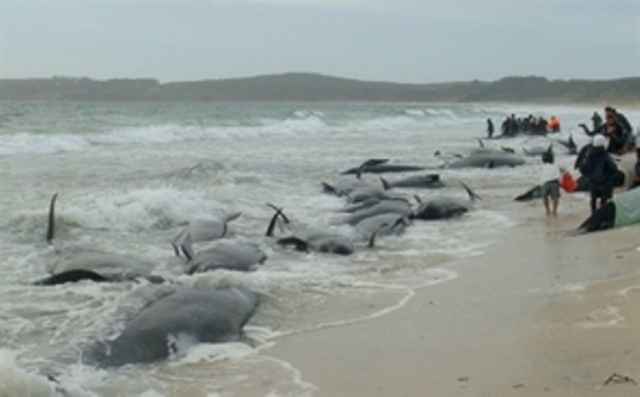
[540,151,561,216]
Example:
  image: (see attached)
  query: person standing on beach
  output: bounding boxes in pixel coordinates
[486,118,494,139]
[539,151,561,216]
[579,134,619,214]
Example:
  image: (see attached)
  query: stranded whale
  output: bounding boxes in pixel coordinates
[379,174,445,189]
[341,159,426,175]
[89,286,258,367]
[35,194,162,285]
[445,151,525,169]
[266,204,356,255]
[412,183,481,220]
[171,212,241,256]
[180,238,267,274]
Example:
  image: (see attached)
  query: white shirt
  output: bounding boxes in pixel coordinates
[540,162,561,184]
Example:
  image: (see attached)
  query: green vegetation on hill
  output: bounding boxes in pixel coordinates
[0,73,638,103]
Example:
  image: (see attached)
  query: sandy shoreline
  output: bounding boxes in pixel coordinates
[263,192,640,396]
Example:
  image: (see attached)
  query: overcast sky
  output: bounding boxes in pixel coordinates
[1,0,639,83]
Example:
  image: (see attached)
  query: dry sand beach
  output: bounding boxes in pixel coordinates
[265,190,640,397]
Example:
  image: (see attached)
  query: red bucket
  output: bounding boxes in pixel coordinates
[560,171,577,193]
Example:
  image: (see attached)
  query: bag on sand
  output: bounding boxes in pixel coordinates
[560,171,577,192]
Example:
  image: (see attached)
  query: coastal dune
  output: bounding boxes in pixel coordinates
[264,196,640,396]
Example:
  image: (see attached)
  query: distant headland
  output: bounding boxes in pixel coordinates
[0,73,638,104]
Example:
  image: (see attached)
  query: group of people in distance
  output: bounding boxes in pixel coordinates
[537,106,640,234]
[486,114,561,138]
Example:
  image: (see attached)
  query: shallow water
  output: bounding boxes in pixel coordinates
[0,101,636,396]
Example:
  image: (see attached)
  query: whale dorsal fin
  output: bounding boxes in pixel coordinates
[46,193,58,245]
[460,182,481,201]
[224,212,242,223]
[221,212,241,238]
[180,233,195,261]
[379,177,391,190]
[361,158,389,167]
[368,222,389,248]
[171,229,188,256]
[322,182,340,196]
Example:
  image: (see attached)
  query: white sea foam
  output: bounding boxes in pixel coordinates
[174,342,256,365]
[0,132,91,155]
[0,349,88,397]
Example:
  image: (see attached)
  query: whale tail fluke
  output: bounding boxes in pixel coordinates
[265,203,290,237]
[266,203,289,223]
[46,193,58,245]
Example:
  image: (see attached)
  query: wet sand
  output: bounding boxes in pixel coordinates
[264,193,640,396]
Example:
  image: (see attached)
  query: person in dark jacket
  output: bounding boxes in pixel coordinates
[486,118,494,138]
[603,109,627,154]
[591,111,603,131]
[607,107,633,136]
[578,134,619,214]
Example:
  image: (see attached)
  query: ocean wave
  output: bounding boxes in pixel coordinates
[0,111,452,156]
[4,188,232,238]
[0,132,91,155]
[0,349,79,397]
